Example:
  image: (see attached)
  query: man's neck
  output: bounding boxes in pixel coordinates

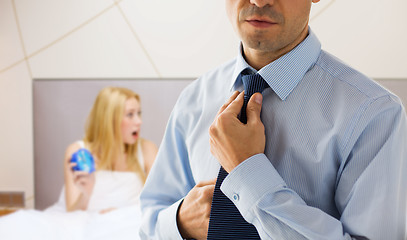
[243,28,309,70]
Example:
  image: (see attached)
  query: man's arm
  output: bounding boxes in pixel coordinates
[139,101,216,240]
[210,93,407,239]
[139,108,195,239]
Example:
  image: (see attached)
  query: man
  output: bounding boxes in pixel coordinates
[140,0,407,239]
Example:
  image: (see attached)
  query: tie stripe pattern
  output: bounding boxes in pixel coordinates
[207,72,268,239]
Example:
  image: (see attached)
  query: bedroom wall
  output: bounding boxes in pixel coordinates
[0,0,406,209]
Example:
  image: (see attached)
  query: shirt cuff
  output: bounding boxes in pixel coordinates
[220,153,286,222]
[156,198,184,240]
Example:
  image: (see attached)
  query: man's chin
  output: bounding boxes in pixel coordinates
[242,37,279,52]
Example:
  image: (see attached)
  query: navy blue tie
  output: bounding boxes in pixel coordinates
[207,72,268,239]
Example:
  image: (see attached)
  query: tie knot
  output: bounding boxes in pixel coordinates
[241,73,268,97]
[237,72,268,124]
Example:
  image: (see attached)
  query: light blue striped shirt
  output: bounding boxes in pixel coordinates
[140,29,407,239]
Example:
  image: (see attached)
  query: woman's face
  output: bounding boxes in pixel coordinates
[121,97,142,145]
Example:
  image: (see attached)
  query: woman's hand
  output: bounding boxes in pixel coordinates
[64,143,95,211]
[99,207,117,214]
[69,162,95,197]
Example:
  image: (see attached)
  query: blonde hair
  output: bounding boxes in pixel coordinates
[83,87,145,182]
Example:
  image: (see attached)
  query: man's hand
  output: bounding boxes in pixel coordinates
[209,91,265,173]
[177,179,216,240]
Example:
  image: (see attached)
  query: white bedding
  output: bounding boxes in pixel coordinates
[0,171,144,240]
[0,205,142,240]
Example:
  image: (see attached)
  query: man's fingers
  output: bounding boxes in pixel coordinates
[222,91,245,117]
[196,178,217,187]
[202,184,216,202]
[216,91,240,117]
[246,93,263,124]
[209,92,245,148]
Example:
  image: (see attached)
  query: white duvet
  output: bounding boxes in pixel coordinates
[0,171,144,240]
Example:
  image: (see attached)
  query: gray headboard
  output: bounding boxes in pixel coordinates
[374,79,407,108]
[33,78,407,210]
[33,78,193,210]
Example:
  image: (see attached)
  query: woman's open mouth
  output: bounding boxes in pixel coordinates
[132,131,138,138]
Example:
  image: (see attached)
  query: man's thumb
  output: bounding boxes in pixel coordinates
[246,93,263,123]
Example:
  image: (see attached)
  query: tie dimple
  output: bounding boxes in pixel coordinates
[239,73,269,124]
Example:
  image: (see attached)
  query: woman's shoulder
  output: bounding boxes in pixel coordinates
[139,138,158,174]
[140,138,157,151]
[64,141,83,159]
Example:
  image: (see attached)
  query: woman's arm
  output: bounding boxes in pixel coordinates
[64,142,95,211]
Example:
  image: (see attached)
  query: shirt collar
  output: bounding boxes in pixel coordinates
[230,28,321,101]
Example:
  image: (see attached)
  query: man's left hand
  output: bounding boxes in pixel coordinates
[209,91,266,173]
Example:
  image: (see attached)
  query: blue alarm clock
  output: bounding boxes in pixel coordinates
[70,148,95,173]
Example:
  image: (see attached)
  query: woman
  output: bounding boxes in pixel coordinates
[0,87,158,239]
[64,86,157,212]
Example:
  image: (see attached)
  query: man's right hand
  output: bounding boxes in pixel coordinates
[177,179,216,240]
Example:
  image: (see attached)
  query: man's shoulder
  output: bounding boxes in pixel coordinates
[315,50,396,102]
[179,58,237,96]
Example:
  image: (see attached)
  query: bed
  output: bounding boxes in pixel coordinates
[0,189,143,240]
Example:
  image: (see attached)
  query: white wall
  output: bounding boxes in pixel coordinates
[310,0,407,78]
[1,0,406,209]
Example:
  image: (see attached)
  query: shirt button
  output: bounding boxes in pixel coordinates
[233,193,240,201]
